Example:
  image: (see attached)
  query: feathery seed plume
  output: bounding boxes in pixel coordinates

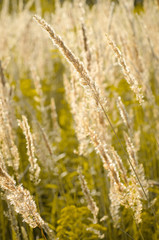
[18,115,40,185]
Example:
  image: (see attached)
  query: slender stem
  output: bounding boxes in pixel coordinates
[99,101,148,201]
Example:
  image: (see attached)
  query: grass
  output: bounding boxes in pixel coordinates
[0,0,159,239]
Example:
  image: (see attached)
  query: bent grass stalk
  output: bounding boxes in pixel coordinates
[105,34,144,105]
[0,165,53,239]
[33,15,148,202]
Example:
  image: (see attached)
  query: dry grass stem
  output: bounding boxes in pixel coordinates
[78,169,99,224]
[18,115,40,185]
[106,34,144,104]
[117,96,131,130]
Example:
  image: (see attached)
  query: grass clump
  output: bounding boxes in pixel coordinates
[0,0,159,239]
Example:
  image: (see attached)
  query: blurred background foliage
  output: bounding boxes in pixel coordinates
[0,0,154,14]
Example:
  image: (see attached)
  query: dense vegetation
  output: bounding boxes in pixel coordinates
[0,0,159,239]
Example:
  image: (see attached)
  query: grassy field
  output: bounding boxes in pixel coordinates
[0,0,159,239]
